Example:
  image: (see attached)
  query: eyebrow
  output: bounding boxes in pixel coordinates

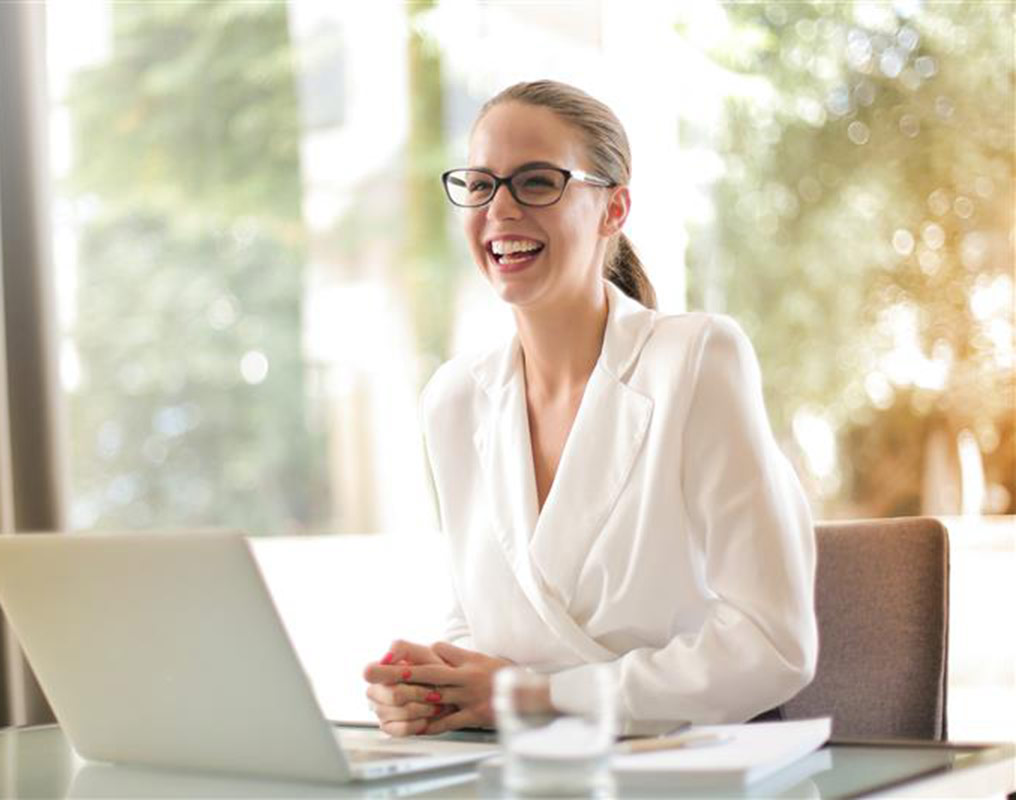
[466,161,561,173]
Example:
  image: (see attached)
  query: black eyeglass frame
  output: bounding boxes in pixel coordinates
[440,166,616,208]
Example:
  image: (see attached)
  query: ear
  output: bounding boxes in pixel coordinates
[599,185,630,237]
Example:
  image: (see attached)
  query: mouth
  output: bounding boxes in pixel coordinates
[486,237,545,272]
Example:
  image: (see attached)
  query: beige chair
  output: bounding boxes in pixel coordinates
[780,517,950,740]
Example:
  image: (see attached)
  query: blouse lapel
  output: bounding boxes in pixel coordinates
[471,338,539,584]
[528,363,653,607]
[472,343,615,661]
[530,283,658,608]
[470,282,657,657]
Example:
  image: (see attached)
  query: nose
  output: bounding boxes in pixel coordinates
[487,181,523,220]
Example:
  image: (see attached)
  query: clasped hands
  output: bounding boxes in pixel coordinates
[363,640,513,736]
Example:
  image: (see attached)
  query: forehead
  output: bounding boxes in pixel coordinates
[468,102,588,172]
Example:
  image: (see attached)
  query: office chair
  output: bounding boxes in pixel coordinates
[780,517,950,740]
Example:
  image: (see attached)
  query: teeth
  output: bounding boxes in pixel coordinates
[500,253,532,265]
[491,239,542,256]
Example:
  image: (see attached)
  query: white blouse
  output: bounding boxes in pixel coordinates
[420,280,817,733]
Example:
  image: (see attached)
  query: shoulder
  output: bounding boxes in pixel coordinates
[419,339,507,428]
[640,311,757,376]
[649,309,747,345]
[420,354,475,417]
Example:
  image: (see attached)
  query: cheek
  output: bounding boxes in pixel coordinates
[554,209,600,263]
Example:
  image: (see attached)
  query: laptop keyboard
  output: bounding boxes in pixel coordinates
[345,748,426,763]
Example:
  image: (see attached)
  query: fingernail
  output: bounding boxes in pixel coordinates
[401,668,412,680]
[431,704,442,716]
[424,691,442,703]
[380,653,394,665]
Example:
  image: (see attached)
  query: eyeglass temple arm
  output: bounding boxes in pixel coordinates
[571,169,614,187]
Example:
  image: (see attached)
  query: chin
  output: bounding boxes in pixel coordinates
[492,276,562,312]
[492,281,538,308]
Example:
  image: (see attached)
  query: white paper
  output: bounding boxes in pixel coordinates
[610,717,831,788]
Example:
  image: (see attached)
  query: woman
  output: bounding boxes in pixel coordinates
[363,80,817,737]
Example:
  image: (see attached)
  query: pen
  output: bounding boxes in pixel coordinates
[616,732,731,754]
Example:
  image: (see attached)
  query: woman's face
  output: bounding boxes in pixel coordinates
[464,102,619,311]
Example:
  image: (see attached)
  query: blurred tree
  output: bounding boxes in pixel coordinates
[310,1,459,380]
[684,1,1014,517]
[405,0,458,375]
[64,1,328,534]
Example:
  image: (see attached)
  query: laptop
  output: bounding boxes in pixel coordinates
[0,531,498,784]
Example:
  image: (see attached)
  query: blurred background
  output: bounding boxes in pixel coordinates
[22,0,1015,738]
[43,0,1013,536]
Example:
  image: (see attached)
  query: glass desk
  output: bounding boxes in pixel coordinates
[1,725,1013,798]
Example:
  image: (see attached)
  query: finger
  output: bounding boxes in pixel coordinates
[421,686,465,707]
[364,652,438,682]
[374,701,440,723]
[431,703,456,719]
[364,663,459,686]
[363,663,421,685]
[432,641,472,667]
[367,682,441,706]
[422,707,476,735]
[387,639,443,665]
[367,683,399,706]
[380,717,430,738]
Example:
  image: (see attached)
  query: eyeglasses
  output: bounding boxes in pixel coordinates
[441,166,615,208]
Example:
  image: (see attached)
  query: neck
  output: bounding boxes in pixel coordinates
[513,282,609,401]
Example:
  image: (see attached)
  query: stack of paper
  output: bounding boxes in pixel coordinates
[611,717,831,790]
[478,717,832,794]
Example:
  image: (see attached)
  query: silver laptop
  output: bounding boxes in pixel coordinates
[0,531,497,784]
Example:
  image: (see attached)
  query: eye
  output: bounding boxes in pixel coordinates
[514,170,564,197]
[468,178,493,193]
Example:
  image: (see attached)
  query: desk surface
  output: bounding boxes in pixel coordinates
[1,725,1013,799]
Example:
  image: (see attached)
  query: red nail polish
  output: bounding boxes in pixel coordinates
[425,691,442,703]
[431,704,442,716]
[401,668,412,680]
[380,652,394,665]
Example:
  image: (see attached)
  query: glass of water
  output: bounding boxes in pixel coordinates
[493,665,617,797]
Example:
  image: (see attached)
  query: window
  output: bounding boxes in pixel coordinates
[38,0,1013,739]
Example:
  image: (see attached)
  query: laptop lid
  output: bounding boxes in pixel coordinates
[0,531,353,783]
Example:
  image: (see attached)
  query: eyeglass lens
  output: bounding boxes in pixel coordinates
[445,168,567,207]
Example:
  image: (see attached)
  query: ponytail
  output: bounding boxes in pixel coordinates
[606,233,657,310]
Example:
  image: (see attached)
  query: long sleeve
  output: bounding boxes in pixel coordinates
[441,583,475,650]
[549,315,818,728]
[421,379,476,651]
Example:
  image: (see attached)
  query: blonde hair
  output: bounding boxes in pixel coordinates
[476,80,657,309]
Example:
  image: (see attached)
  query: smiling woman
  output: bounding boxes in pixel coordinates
[363,80,818,738]
[1,0,1007,744]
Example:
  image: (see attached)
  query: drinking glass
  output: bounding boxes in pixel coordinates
[493,665,616,797]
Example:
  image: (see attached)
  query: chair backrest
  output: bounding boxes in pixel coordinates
[781,517,949,740]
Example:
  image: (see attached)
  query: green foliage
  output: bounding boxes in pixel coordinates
[68,1,302,225]
[405,0,458,377]
[685,1,1014,515]
[64,1,327,534]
